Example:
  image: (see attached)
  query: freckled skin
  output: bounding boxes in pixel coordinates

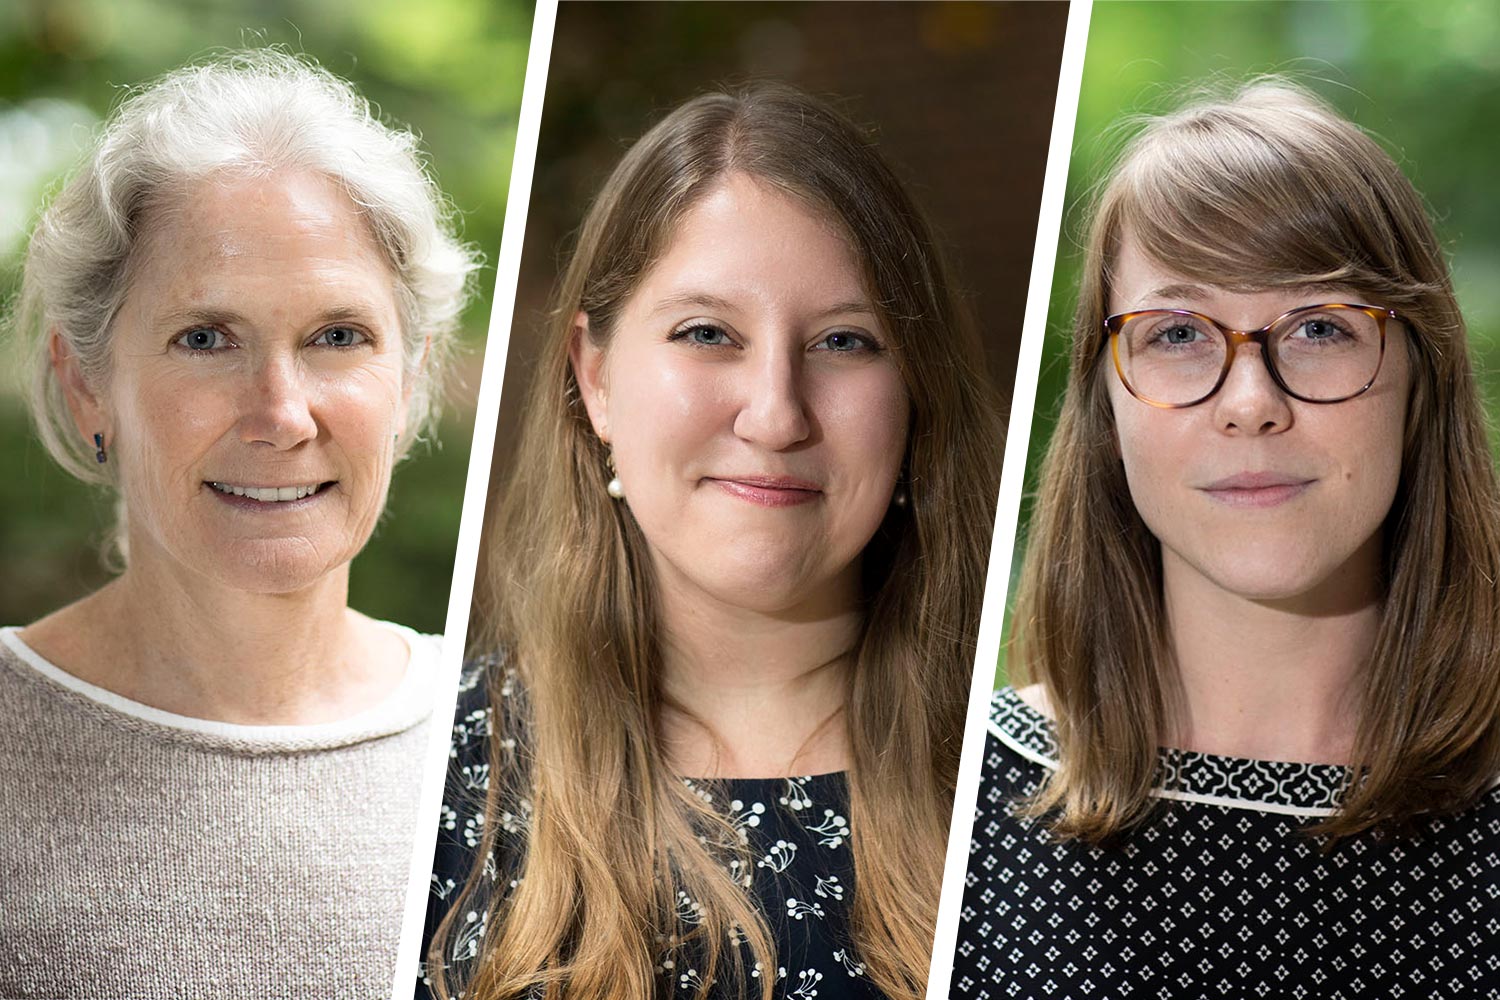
[1107,230,1411,608]
[89,170,408,596]
[574,174,910,618]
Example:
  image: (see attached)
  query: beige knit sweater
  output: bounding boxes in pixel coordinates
[0,623,441,1000]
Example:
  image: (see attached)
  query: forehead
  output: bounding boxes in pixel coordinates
[125,170,398,323]
[1109,228,1361,324]
[631,173,875,321]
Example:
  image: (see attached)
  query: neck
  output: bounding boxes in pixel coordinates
[656,572,861,780]
[1162,540,1383,765]
[22,547,408,725]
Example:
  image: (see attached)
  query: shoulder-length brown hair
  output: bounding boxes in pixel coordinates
[431,83,1002,999]
[1016,79,1500,842]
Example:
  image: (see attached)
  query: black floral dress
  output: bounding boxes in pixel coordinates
[951,687,1500,1000]
[418,656,885,1000]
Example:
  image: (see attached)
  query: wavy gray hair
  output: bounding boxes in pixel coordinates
[16,48,481,484]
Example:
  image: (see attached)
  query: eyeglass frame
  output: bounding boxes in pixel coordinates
[1103,302,1403,409]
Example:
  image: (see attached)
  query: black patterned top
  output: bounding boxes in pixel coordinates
[951,687,1500,1000]
[418,657,884,1000]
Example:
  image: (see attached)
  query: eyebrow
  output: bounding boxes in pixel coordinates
[158,304,380,328]
[158,306,250,328]
[1143,283,1211,302]
[647,291,877,321]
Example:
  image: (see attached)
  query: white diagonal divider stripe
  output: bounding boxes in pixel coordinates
[388,1,560,995]
[926,2,1095,996]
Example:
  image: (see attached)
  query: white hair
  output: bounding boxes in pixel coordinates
[16,48,482,484]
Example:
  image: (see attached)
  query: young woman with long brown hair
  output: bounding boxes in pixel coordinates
[421,84,1003,1000]
[952,80,1500,999]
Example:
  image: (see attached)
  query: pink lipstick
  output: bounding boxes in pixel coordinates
[707,475,822,508]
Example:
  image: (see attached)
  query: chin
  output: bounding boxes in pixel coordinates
[711,567,815,615]
[1217,577,1318,604]
[201,537,351,596]
[715,587,808,616]
[663,549,819,616]
[1200,553,1356,606]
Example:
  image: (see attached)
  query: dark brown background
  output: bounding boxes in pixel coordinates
[479,0,1069,603]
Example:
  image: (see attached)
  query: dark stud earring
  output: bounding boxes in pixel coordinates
[94,433,107,464]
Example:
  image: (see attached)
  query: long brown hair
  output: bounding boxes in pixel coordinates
[1016,79,1500,841]
[432,83,1002,998]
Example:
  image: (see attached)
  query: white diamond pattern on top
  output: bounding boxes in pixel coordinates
[951,688,1500,1000]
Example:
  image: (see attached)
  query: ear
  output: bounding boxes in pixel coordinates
[1098,371,1124,462]
[49,330,108,442]
[568,311,610,442]
[394,394,410,441]
[414,334,432,380]
[395,335,430,438]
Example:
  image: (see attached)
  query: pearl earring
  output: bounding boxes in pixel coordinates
[606,452,625,500]
[892,483,909,508]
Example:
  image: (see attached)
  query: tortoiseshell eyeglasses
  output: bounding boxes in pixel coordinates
[1105,303,1403,409]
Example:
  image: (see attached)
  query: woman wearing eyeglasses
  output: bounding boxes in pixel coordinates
[950,80,1500,1000]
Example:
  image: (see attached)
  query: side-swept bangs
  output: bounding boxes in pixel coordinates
[1022,78,1500,843]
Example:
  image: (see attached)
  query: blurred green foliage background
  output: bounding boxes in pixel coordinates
[0,0,531,631]
[999,0,1500,685]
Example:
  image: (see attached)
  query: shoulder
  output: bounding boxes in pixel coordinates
[358,615,444,679]
[976,685,1059,810]
[988,685,1057,759]
[440,648,533,843]
[0,626,47,688]
[9,591,122,695]
[1011,682,1051,717]
[964,689,1056,855]
[450,648,527,750]
[444,649,514,788]
[423,649,528,993]
[0,627,67,754]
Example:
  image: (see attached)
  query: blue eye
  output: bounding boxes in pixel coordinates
[175,327,227,351]
[1134,316,1215,354]
[313,326,368,348]
[814,330,875,352]
[672,323,733,347]
[1290,318,1347,342]
[1159,324,1205,345]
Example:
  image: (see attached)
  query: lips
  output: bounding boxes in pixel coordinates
[706,474,822,508]
[1198,472,1315,508]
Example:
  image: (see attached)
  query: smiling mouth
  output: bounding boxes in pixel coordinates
[707,476,822,508]
[208,481,331,503]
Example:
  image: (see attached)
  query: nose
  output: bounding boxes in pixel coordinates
[1211,341,1293,435]
[239,354,319,448]
[732,347,811,450]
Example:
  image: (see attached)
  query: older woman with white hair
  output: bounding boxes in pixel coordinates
[0,50,479,998]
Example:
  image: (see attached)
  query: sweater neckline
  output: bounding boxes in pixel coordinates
[989,686,1351,817]
[0,622,441,753]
